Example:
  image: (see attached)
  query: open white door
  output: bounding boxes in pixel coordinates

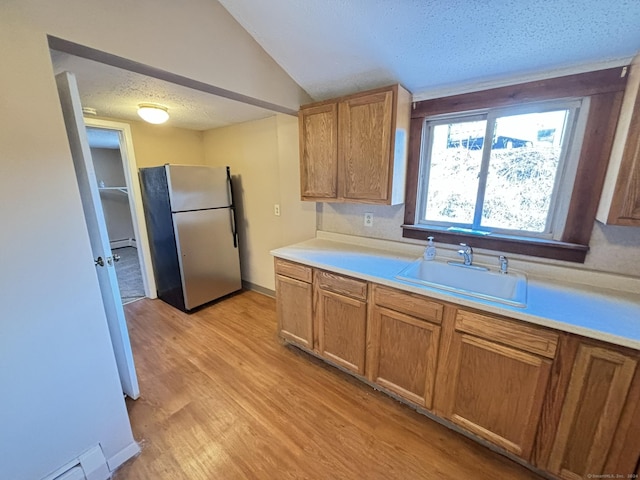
[56,71,140,399]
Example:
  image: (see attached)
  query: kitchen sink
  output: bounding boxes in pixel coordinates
[395,258,527,307]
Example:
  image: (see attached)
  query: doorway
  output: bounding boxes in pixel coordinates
[85,118,157,304]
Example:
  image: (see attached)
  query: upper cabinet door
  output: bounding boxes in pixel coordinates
[612,99,640,223]
[339,90,393,202]
[298,84,410,205]
[597,62,640,226]
[299,103,338,199]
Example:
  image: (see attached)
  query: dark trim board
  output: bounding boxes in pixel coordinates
[402,225,589,263]
[48,36,298,117]
[403,67,629,262]
[411,67,629,118]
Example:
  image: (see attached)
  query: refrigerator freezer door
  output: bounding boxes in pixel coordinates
[166,165,231,212]
[173,208,241,310]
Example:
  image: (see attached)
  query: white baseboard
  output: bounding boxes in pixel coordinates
[110,238,137,249]
[106,441,141,473]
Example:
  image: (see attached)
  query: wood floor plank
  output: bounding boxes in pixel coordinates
[114,291,542,479]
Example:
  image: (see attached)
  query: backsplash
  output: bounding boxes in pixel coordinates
[317,203,640,278]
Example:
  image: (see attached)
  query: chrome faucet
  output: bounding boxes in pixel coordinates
[499,255,509,274]
[448,243,488,271]
[458,243,473,266]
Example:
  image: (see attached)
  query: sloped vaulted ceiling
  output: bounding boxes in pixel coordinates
[218,0,640,100]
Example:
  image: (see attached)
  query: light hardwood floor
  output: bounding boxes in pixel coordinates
[114,291,542,479]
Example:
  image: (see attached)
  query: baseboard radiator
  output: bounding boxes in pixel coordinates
[53,467,84,480]
[109,238,136,249]
[42,445,109,480]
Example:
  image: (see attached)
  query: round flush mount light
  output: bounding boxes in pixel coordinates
[137,103,169,124]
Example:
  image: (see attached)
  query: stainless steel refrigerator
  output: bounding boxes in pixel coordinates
[139,164,241,312]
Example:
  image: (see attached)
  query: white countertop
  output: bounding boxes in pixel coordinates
[271,234,640,351]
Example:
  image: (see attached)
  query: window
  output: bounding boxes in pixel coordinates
[402,67,629,262]
[418,101,584,240]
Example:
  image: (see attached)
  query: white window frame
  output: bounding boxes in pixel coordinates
[416,98,590,241]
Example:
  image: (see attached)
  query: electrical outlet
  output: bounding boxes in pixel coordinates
[274,204,281,216]
[364,212,373,227]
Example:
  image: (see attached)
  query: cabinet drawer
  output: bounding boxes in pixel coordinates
[274,258,312,283]
[316,270,367,300]
[455,309,558,358]
[373,285,443,324]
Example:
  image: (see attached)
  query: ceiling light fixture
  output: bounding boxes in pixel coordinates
[137,103,169,124]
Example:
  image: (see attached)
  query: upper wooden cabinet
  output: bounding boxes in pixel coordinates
[597,61,640,225]
[299,103,338,199]
[299,84,411,204]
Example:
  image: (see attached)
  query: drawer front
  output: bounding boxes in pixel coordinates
[316,270,367,300]
[373,285,443,324]
[274,258,312,283]
[455,309,558,358]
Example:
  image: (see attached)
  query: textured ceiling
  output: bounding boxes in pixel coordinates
[218,0,640,101]
[50,50,277,131]
[49,2,640,132]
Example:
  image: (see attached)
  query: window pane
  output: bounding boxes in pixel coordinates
[481,110,569,232]
[424,120,486,224]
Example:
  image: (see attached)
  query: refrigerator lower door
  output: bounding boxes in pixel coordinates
[172,208,241,310]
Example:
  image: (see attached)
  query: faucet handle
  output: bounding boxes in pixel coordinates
[499,255,509,274]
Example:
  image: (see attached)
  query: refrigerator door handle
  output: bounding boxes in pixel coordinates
[230,207,238,248]
[226,167,239,249]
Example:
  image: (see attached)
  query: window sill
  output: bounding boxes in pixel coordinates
[401,224,589,263]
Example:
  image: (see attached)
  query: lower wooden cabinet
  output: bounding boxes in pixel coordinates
[545,342,639,479]
[315,270,368,375]
[434,309,558,460]
[606,368,640,476]
[366,285,442,408]
[275,259,313,349]
[274,261,640,478]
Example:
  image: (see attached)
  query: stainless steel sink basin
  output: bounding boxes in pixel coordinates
[396,258,527,307]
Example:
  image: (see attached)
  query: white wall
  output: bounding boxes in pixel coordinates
[275,115,318,246]
[124,119,207,168]
[317,202,640,277]
[18,0,310,111]
[203,115,316,291]
[0,13,136,480]
[0,1,310,478]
